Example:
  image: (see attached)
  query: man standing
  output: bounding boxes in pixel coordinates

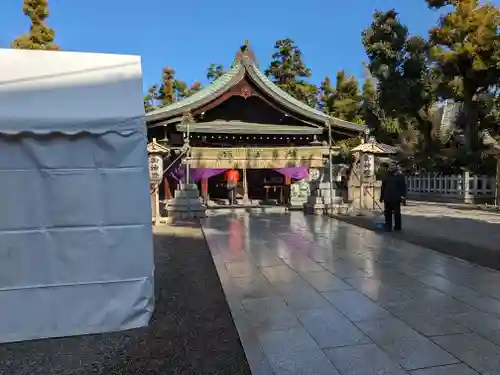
[225,168,240,205]
[380,163,407,231]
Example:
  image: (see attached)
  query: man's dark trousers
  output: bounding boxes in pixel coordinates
[227,184,236,204]
[384,201,402,231]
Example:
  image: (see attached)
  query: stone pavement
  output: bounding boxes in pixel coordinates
[202,210,500,375]
[402,202,500,251]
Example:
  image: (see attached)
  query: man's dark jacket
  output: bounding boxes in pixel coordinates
[380,171,407,204]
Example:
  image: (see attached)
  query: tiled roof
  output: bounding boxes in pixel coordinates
[146,64,242,120]
[145,43,364,133]
[351,141,398,154]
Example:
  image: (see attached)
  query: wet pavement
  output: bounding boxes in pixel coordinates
[402,202,500,252]
[202,210,500,375]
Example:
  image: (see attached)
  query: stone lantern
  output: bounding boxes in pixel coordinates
[349,137,397,212]
[147,138,170,225]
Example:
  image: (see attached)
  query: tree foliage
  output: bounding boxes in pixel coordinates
[318,72,363,123]
[426,0,500,160]
[142,6,500,175]
[362,9,442,168]
[158,67,176,105]
[12,0,59,50]
[144,67,203,112]
[144,85,160,113]
[207,64,225,82]
[265,39,318,107]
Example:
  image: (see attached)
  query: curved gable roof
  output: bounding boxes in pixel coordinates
[146,43,363,133]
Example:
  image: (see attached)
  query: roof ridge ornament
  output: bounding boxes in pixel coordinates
[232,40,257,68]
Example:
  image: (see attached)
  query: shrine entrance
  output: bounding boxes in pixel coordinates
[247,169,287,203]
[204,169,292,205]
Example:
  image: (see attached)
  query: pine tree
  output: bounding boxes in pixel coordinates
[11,0,59,50]
[331,71,362,122]
[207,64,225,82]
[265,39,318,107]
[427,0,500,160]
[174,80,187,101]
[318,76,334,113]
[158,67,176,105]
[360,67,379,130]
[144,85,160,112]
[362,9,437,162]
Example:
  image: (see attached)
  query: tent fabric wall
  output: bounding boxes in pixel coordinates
[0,49,154,343]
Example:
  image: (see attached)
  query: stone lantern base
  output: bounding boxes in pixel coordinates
[166,183,206,220]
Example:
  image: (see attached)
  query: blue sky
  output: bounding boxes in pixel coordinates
[1,1,498,92]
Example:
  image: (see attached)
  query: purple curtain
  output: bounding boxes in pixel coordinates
[170,163,308,182]
[170,164,227,182]
[274,167,309,180]
[191,168,227,181]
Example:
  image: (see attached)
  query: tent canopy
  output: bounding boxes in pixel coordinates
[0,49,154,343]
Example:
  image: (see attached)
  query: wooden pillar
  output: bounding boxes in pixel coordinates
[164,175,172,200]
[151,183,160,225]
[243,167,249,203]
[285,175,291,205]
[201,178,209,203]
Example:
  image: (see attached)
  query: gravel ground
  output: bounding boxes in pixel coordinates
[0,223,251,375]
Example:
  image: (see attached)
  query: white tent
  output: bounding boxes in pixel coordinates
[0,49,154,343]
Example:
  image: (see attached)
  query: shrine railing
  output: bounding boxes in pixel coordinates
[406,173,496,202]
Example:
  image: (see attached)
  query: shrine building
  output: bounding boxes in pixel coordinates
[145,42,363,205]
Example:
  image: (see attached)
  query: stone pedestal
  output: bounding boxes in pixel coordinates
[348,181,382,212]
[304,182,324,215]
[289,179,310,210]
[304,196,325,215]
[166,184,206,219]
[318,182,344,205]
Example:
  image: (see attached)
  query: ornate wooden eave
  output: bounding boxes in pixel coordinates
[188,146,330,169]
[176,120,323,135]
[147,138,170,154]
[145,42,364,135]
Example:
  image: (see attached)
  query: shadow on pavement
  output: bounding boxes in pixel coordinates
[336,213,500,272]
[0,226,251,375]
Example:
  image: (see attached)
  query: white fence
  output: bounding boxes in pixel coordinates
[406,173,496,202]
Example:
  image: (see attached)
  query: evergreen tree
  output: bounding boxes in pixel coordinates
[174,80,187,101]
[318,72,362,122]
[144,84,160,112]
[331,71,362,122]
[207,64,225,82]
[186,82,202,96]
[147,67,202,111]
[158,67,176,105]
[426,0,500,162]
[265,39,318,107]
[318,76,334,113]
[362,9,437,163]
[12,0,59,50]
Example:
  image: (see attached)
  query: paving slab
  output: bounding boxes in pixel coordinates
[203,210,500,375]
[334,203,500,271]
